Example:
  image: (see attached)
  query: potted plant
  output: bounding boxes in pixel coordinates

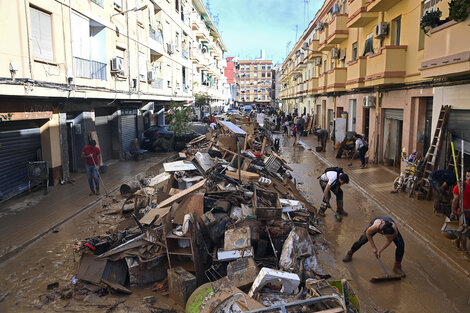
[448,0,470,22]
[420,8,442,34]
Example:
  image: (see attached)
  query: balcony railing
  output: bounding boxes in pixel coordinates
[149,28,163,43]
[346,56,367,89]
[73,57,107,80]
[364,45,407,87]
[327,14,348,45]
[420,20,470,78]
[318,73,328,91]
[151,78,164,89]
[318,25,330,51]
[326,67,347,92]
[347,0,377,28]
[367,0,400,12]
[308,77,319,93]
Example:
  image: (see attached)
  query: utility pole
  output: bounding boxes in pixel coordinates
[295,25,298,42]
[286,41,292,57]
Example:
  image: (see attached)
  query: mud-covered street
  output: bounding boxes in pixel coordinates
[1,134,469,313]
[279,135,470,313]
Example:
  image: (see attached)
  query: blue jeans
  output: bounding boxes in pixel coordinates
[86,165,99,193]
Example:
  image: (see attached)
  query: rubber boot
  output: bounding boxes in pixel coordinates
[342,251,353,262]
[393,264,406,277]
[336,200,348,216]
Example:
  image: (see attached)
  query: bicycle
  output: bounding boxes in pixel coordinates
[392,153,419,194]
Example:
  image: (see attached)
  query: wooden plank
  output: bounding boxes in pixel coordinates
[139,206,171,225]
[156,179,206,209]
[225,170,259,182]
[260,137,267,155]
[243,134,248,150]
[218,121,247,135]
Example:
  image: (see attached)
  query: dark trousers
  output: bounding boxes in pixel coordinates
[358,146,368,166]
[319,180,343,204]
[350,220,405,263]
[319,133,328,151]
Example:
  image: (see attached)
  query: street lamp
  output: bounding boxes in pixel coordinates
[111,4,148,18]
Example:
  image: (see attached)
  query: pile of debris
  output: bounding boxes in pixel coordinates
[73,117,359,312]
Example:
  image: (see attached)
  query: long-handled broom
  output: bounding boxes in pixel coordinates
[370,256,402,283]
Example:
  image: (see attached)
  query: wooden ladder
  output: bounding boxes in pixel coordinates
[421,105,451,199]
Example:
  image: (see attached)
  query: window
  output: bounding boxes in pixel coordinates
[262,65,266,70]
[267,73,271,77]
[175,0,179,12]
[114,0,123,10]
[30,7,54,61]
[392,16,401,45]
[91,0,104,7]
[352,42,358,61]
[254,65,258,70]
[175,32,180,50]
[139,52,146,81]
[267,65,271,69]
[262,73,265,77]
[254,73,258,77]
[362,33,374,56]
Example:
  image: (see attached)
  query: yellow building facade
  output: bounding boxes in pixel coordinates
[280,0,470,166]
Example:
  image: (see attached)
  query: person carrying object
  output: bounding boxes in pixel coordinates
[318,167,349,217]
[342,217,406,277]
[353,134,368,168]
[314,128,328,152]
[81,139,101,195]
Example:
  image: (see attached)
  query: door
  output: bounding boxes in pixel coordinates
[121,113,137,157]
[348,99,356,132]
[328,109,334,140]
[383,109,404,168]
[95,115,113,162]
[0,127,41,202]
[363,107,370,142]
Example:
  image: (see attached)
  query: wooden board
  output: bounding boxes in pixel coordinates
[218,121,247,135]
[156,179,207,209]
[225,170,259,182]
[139,206,171,225]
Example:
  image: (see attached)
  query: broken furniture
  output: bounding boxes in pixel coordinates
[168,266,197,307]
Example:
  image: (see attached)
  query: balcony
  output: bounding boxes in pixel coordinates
[346,56,367,89]
[420,20,470,79]
[307,77,319,94]
[318,73,328,92]
[73,57,107,80]
[327,14,348,44]
[364,45,407,87]
[367,0,400,12]
[191,49,201,63]
[326,67,347,92]
[306,40,322,62]
[347,0,378,28]
[319,26,334,51]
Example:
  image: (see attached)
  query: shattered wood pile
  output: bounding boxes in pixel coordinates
[73,116,359,312]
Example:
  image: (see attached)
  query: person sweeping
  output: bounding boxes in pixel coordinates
[342,217,406,277]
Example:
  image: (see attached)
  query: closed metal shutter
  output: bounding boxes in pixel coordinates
[0,128,41,202]
[121,114,137,157]
[95,115,113,162]
[384,109,404,120]
[448,109,470,154]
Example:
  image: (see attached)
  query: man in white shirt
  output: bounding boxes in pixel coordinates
[354,134,368,168]
[318,168,349,217]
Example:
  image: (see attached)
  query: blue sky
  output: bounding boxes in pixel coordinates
[207,0,322,64]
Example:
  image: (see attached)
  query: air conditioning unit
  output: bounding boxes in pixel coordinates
[201,46,208,53]
[331,48,340,59]
[147,70,156,82]
[302,42,309,50]
[363,95,376,108]
[315,57,322,65]
[332,3,340,15]
[111,57,123,72]
[375,22,389,38]
[167,43,175,54]
[316,22,326,31]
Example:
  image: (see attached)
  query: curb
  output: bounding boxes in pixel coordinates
[0,154,176,264]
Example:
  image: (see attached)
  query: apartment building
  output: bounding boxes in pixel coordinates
[280,0,470,168]
[0,0,226,201]
[235,60,273,108]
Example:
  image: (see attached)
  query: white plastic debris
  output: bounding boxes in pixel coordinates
[248,267,300,297]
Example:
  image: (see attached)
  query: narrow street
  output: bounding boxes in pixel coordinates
[278,134,470,313]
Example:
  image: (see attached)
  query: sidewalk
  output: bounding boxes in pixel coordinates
[298,135,470,277]
[0,152,174,263]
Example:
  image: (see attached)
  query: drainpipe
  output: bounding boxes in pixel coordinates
[374,89,381,164]
[126,6,131,94]
[24,0,33,79]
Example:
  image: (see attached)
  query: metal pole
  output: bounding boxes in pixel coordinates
[237,139,242,182]
[461,133,466,226]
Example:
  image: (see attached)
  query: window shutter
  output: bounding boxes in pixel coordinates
[30,7,53,61]
[71,11,90,59]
